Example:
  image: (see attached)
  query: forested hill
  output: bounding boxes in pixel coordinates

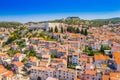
[93,17,120,21]
[39,17,120,27]
[0,22,22,28]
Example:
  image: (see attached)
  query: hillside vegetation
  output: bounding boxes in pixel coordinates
[0,22,22,28]
[45,17,120,27]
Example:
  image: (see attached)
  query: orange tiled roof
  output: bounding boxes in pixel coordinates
[43,49,49,52]
[0,65,6,74]
[12,62,23,67]
[85,70,96,75]
[14,53,22,57]
[0,68,7,74]
[74,78,81,80]
[110,72,120,80]
[113,52,120,59]
[113,52,120,65]
[94,54,110,61]
[115,59,120,65]
[0,65,4,69]
[79,57,87,62]
[4,71,13,77]
[29,56,38,62]
[102,75,109,80]
[52,58,63,62]
[53,32,61,35]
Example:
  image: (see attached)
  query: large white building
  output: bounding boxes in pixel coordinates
[29,67,76,80]
[25,22,66,31]
[42,23,65,31]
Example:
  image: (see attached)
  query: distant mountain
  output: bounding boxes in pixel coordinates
[93,17,120,21]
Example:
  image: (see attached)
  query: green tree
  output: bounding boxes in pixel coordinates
[37,77,41,80]
[55,26,58,32]
[51,35,54,39]
[17,39,25,47]
[81,28,84,34]
[88,51,94,56]
[88,46,92,51]
[100,45,104,53]
[63,36,66,39]
[21,58,27,64]
[5,64,11,70]
[48,27,51,32]
[61,27,64,33]
[39,32,46,38]
[49,27,53,32]
[73,27,75,33]
[51,27,53,32]
[76,27,80,33]
[51,53,57,58]
[100,45,111,54]
[26,50,36,57]
[84,29,88,36]
[7,50,14,56]
[67,26,75,33]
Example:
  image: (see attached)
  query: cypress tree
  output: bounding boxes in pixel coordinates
[100,45,104,54]
[61,27,64,33]
[55,26,58,32]
[51,27,53,32]
[81,28,84,34]
[76,27,80,33]
[84,29,88,36]
[48,27,51,32]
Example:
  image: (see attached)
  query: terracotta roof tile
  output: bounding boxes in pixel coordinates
[12,62,23,67]
[85,70,96,75]
[102,75,109,80]
[94,54,110,61]
[4,71,13,77]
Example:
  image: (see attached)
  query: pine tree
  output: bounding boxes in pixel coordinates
[55,26,58,32]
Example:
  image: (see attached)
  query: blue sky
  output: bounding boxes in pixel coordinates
[0,0,120,23]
